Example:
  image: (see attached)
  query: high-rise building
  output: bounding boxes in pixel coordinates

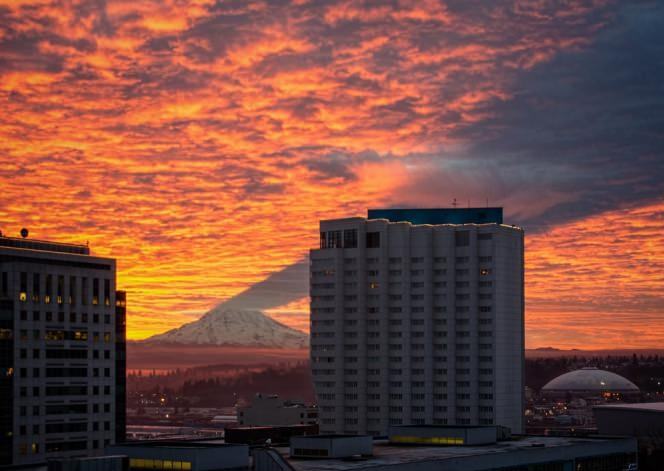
[309,208,524,435]
[0,233,126,465]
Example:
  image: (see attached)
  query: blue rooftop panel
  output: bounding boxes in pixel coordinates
[368,208,503,225]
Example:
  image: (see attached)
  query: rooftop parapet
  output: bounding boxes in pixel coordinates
[368,207,503,225]
[0,234,90,255]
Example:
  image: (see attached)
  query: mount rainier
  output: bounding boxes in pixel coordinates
[143,307,308,349]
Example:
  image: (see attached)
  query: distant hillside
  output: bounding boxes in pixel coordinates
[526,348,664,358]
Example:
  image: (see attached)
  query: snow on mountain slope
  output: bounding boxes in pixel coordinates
[143,307,308,349]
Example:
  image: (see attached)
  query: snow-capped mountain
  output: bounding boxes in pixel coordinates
[143,307,308,349]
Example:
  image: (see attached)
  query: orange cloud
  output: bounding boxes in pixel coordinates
[2,0,661,350]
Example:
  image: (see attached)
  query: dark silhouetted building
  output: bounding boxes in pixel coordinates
[0,233,126,465]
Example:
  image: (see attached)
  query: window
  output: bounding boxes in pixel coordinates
[343,229,358,248]
[366,232,380,248]
[45,274,52,303]
[92,278,99,305]
[455,231,469,247]
[19,272,27,302]
[69,276,76,305]
[81,277,88,305]
[32,273,40,302]
[57,275,64,304]
[104,279,111,306]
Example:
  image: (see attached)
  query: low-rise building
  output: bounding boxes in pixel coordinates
[254,427,637,471]
[594,402,664,471]
[107,440,248,471]
[237,394,317,426]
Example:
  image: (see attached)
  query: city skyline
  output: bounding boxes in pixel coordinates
[1,1,663,349]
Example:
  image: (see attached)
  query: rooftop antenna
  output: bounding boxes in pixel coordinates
[467,199,470,208]
[486,197,489,208]
[452,198,458,208]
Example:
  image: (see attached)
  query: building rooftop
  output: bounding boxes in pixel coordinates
[0,234,90,255]
[367,207,503,225]
[275,435,633,471]
[594,402,664,412]
[110,439,237,449]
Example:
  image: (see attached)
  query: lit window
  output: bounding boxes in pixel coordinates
[19,292,27,302]
[480,268,491,276]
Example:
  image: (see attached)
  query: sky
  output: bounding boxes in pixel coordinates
[0,0,662,349]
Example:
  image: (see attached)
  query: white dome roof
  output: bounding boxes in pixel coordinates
[542,367,639,393]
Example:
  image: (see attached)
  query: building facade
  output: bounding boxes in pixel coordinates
[0,233,126,465]
[309,209,524,435]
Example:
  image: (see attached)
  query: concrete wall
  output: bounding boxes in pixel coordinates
[107,444,249,471]
[290,435,372,458]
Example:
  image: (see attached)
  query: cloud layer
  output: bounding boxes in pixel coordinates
[0,0,662,346]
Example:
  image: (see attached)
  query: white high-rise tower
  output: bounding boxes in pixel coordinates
[310,208,524,436]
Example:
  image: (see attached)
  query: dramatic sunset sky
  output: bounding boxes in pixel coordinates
[1,0,662,349]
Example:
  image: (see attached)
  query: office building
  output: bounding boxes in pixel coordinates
[310,208,524,435]
[0,232,126,465]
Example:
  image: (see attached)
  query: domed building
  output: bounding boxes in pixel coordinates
[541,367,640,398]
